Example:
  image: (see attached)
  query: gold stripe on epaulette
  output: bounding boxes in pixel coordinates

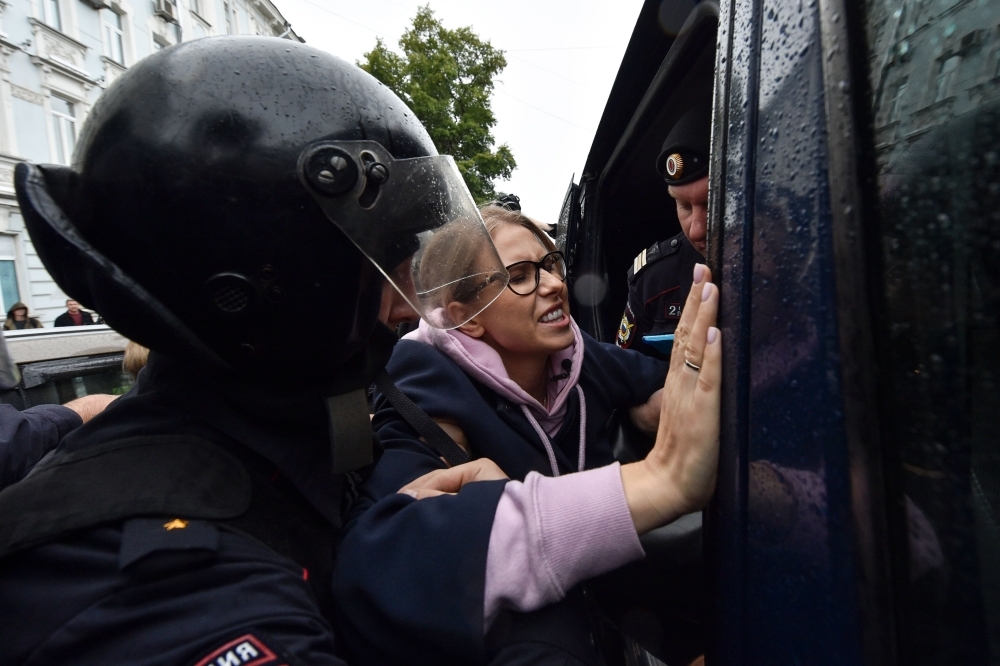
[633,249,647,275]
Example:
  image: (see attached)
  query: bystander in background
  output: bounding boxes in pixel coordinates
[53,300,95,327]
[3,303,43,331]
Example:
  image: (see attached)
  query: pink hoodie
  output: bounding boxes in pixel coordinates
[405,319,591,475]
[404,318,584,437]
[402,318,644,631]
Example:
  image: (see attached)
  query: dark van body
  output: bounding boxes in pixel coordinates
[560,0,1000,664]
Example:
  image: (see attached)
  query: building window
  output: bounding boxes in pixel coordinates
[224,1,232,33]
[0,236,20,314]
[887,80,907,123]
[103,10,125,65]
[190,0,201,14]
[43,0,62,31]
[934,55,961,102]
[50,97,76,165]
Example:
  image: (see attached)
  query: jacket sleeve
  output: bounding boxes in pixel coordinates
[0,403,81,489]
[333,447,507,665]
[485,464,644,630]
[582,333,669,408]
[334,341,508,665]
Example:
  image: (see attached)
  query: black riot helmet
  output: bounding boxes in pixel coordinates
[14,37,507,392]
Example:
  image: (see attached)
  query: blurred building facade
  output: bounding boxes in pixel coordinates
[867,0,1000,170]
[0,0,300,325]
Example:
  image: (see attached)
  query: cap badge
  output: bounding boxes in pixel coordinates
[665,153,684,179]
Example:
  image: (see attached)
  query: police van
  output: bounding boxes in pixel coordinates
[0,325,131,409]
[560,0,999,664]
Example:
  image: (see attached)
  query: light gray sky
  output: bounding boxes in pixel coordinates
[276,0,645,223]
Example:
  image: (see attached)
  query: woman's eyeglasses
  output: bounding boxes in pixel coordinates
[505,251,567,296]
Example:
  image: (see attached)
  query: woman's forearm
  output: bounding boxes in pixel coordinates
[484,463,644,631]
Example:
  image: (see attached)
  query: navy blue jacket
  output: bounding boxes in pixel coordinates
[0,402,81,488]
[333,332,667,664]
[0,354,354,666]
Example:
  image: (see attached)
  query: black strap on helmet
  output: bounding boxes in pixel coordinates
[373,370,470,467]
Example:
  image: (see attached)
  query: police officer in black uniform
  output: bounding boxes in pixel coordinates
[0,36,507,665]
[615,98,711,358]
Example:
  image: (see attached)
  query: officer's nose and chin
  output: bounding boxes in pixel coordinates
[667,176,709,256]
[379,276,420,328]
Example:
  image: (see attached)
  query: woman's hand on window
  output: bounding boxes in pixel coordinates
[620,264,721,535]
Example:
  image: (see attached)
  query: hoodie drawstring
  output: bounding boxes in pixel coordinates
[520,385,587,477]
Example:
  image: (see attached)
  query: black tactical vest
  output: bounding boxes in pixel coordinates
[0,435,339,622]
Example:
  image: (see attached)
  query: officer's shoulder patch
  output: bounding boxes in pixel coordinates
[193,634,284,666]
[120,517,219,571]
[616,303,637,348]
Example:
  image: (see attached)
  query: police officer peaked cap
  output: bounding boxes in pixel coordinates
[656,96,712,186]
[14,36,440,389]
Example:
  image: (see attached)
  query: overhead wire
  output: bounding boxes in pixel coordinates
[285,1,609,135]
[495,86,591,132]
[506,53,600,92]
[506,45,620,52]
[294,0,383,35]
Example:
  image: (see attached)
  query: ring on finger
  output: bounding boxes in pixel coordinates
[684,358,701,372]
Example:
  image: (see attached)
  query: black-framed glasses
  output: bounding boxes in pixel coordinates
[505,251,567,295]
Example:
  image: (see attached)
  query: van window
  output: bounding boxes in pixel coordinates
[862,1,1000,661]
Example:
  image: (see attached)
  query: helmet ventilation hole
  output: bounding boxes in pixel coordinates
[205,273,259,315]
[214,286,250,313]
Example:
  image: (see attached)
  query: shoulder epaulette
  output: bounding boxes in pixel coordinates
[627,243,657,281]
[627,233,686,281]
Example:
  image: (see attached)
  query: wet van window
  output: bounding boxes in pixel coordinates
[863,0,1000,662]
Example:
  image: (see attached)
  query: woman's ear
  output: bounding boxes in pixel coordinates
[446,301,486,338]
[457,317,486,338]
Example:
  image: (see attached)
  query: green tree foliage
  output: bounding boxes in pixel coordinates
[359,6,516,202]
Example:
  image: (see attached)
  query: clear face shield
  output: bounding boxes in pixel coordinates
[298,140,508,329]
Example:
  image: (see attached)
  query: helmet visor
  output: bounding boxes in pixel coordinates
[298,140,508,329]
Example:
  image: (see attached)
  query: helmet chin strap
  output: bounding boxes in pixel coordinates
[326,320,398,475]
[328,389,373,475]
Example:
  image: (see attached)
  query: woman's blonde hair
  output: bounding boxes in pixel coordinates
[478,204,557,253]
[414,205,558,319]
[122,341,150,378]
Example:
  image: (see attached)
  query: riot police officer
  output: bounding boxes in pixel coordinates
[0,36,507,664]
[615,98,710,358]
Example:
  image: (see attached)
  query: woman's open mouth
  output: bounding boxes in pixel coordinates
[539,307,565,323]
